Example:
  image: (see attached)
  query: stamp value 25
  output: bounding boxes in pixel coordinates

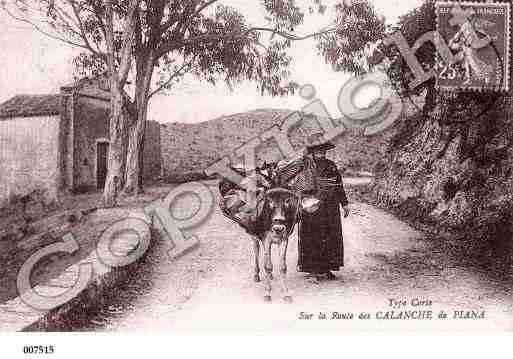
[435,1,511,91]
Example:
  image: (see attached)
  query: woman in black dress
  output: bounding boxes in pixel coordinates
[297,133,350,282]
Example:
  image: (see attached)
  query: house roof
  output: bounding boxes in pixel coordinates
[0,94,61,119]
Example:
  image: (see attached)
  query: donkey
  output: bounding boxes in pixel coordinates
[218,164,301,302]
[251,188,301,302]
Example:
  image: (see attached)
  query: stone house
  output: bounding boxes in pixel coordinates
[0,77,161,206]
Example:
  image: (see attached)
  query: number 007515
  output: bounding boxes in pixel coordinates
[22,346,55,354]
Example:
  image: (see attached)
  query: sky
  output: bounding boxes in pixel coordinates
[0,0,422,124]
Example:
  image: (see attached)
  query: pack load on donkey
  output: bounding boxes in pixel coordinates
[218,155,320,234]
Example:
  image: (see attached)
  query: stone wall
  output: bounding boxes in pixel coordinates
[0,116,62,207]
[59,91,73,191]
[143,121,162,180]
[72,96,110,192]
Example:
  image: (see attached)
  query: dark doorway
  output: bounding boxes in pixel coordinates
[97,141,109,190]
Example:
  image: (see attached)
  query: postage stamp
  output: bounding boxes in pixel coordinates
[435,1,511,91]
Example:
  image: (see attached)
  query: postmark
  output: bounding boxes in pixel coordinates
[435,1,511,92]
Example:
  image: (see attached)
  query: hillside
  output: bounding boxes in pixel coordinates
[160,108,391,182]
[372,94,513,269]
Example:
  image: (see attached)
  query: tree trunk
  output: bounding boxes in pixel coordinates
[100,0,139,207]
[138,136,144,191]
[124,52,154,195]
[103,0,124,208]
[124,108,147,194]
[103,84,130,207]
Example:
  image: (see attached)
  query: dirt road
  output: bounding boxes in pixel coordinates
[56,182,513,331]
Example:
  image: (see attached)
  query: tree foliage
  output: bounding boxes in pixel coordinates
[317,0,385,75]
[380,0,437,98]
[3,0,332,97]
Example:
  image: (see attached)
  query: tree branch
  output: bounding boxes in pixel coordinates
[118,0,141,85]
[104,0,118,83]
[3,5,99,54]
[192,0,219,18]
[89,1,107,40]
[149,56,196,98]
[157,26,336,57]
[68,0,104,57]
[53,3,81,32]
[159,0,210,35]
[135,8,143,52]
[157,1,181,34]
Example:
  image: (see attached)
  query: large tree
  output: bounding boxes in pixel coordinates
[110,0,333,195]
[4,0,333,205]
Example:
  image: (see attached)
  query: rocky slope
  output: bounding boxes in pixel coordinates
[372,95,513,264]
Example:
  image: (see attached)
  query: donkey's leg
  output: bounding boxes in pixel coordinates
[252,237,261,282]
[262,237,273,302]
[279,239,292,302]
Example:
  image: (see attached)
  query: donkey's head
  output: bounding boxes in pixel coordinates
[258,188,300,241]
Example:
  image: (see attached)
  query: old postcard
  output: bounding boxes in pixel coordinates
[1,0,513,350]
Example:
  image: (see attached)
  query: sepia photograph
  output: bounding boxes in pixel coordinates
[1,0,513,349]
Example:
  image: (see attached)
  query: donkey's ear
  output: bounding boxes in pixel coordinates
[257,196,271,221]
